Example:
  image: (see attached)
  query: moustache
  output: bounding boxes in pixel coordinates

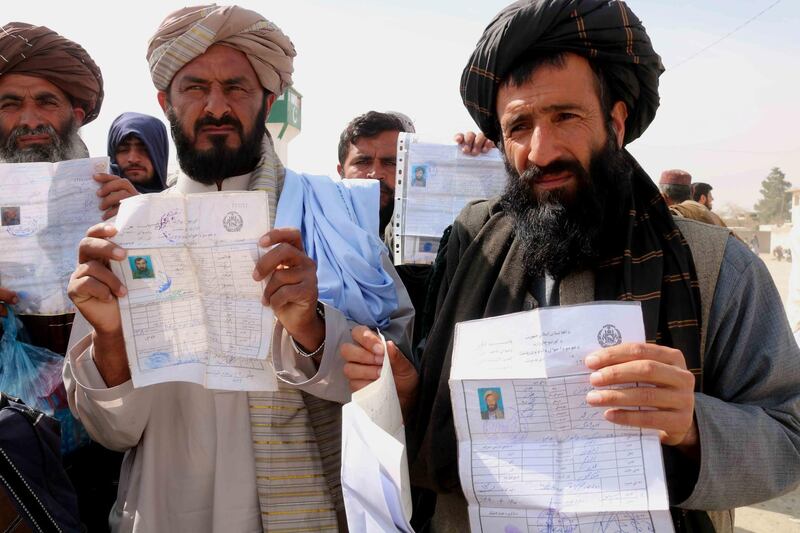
[194,115,244,137]
[122,164,146,172]
[379,181,394,195]
[518,158,589,187]
[9,124,55,143]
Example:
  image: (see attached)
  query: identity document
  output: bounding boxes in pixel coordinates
[392,133,506,265]
[110,191,276,391]
[0,157,108,315]
[450,303,674,533]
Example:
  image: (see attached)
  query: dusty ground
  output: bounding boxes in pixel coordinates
[733,254,799,533]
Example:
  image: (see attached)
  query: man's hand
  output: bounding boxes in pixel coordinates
[341,326,419,422]
[454,131,495,155]
[253,228,324,352]
[0,287,18,305]
[585,343,698,452]
[67,223,130,386]
[0,287,18,317]
[68,224,127,333]
[94,173,138,220]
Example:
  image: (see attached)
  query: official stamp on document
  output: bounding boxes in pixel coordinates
[223,211,244,232]
[597,324,622,348]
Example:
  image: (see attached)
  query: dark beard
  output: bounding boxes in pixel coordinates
[379,181,394,235]
[0,116,82,163]
[168,102,267,185]
[500,137,633,279]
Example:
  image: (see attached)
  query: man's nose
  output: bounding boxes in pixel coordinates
[204,85,231,119]
[18,102,46,130]
[367,163,386,181]
[526,123,562,169]
[127,148,143,163]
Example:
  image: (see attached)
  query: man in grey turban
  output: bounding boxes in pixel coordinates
[63,5,413,532]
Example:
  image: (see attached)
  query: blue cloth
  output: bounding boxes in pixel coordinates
[107,112,169,193]
[275,170,398,328]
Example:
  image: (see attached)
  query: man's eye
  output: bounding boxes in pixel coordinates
[0,102,19,110]
[555,112,578,122]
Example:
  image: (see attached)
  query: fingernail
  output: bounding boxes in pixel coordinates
[374,355,384,365]
[112,248,126,259]
[118,286,127,297]
[371,343,383,355]
[586,391,602,404]
[585,354,599,367]
[590,371,602,382]
[259,235,271,247]
[104,224,115,232]
[252,269,261,281]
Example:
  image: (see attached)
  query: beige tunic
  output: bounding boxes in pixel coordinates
[64,174,414,533]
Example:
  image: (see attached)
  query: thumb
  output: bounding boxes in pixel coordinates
[386,341,413,373]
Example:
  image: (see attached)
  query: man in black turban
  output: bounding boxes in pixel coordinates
[342,2,800,532]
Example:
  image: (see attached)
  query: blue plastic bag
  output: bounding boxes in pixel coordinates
[0,307,90,456]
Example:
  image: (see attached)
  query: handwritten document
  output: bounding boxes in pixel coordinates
[450,303,675,533]
[0,157,108,315]
[341,332,413,533]
[392,133,507,265]
[110,191,276,391]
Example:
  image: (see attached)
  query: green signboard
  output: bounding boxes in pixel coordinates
[267,86,302,139]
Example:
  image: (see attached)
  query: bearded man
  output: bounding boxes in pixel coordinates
[0,22,138,355]
[63,5,412,533]
[345,2,800,532]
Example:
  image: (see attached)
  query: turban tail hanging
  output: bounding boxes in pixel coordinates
[146,4,296,96]
[0,23,104,124]
[460,0,665,145]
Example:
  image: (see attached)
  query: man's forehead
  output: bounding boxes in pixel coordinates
[496,54,600,116]
[349,130,401,156]
[0,73,70,100]
[171,44,260,86]
[118,134,147,147]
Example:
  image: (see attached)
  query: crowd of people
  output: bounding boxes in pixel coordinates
[0,1,798,533]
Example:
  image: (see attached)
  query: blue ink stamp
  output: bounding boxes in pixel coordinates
[156,274,172,293]
[145,351,171,370]
[5,216,38,237]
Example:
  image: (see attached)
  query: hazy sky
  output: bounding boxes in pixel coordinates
[4,0,798,212]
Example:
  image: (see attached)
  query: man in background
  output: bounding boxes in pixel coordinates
[659,169,692,206]
[108,112,169,193]
[692,182,714,211]
[337,111,492,344]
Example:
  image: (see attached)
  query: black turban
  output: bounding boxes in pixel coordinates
[460,0,664,145]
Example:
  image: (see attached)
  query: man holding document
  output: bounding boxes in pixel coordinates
[347,1,800,532]
[0,22,138,354]
[63,5,412,532]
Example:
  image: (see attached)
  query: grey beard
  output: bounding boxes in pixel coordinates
[0,119,86,163]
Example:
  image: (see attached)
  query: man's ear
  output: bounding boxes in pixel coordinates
[157,91,169,114]
[264,92,277,116]
[72,107,86,126]
[336,163,344,178]
[610,101,628,148]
